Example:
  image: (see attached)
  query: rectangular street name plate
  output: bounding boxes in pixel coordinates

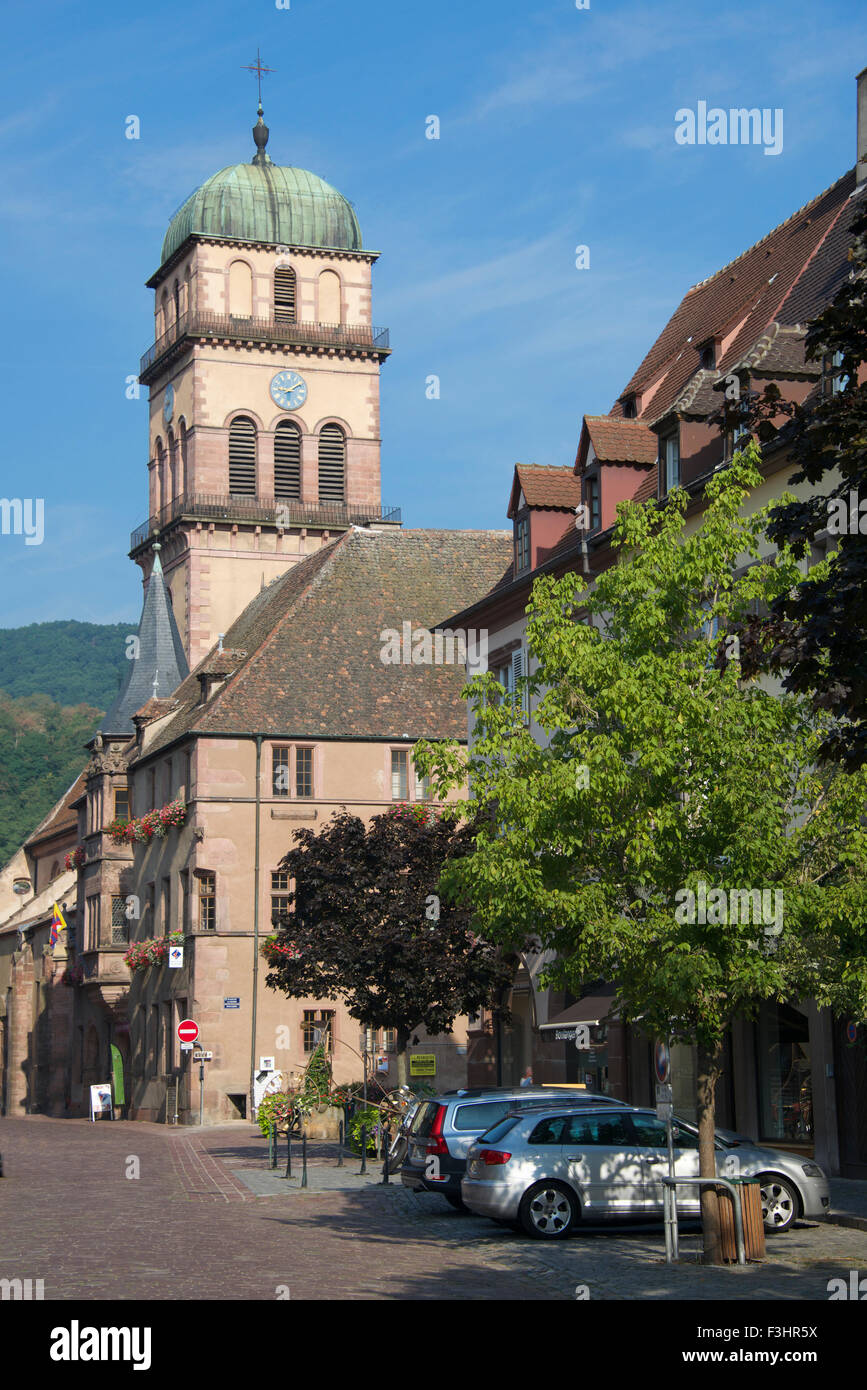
[223,997,240,1009]
[193,1050,213,1061]
[656,1082,673,1121]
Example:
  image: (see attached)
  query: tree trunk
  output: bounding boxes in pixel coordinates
[697,1040,723,1265]
[395,1026,411,1088]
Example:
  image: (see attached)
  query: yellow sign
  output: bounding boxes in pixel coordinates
[410,1054,436,1077]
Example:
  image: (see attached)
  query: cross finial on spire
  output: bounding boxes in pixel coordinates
[243,48,274,106]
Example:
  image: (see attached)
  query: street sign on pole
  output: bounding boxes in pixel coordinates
[654,1038,671,1084]
[655,1082,673,1120]
[178,1019,199,1045]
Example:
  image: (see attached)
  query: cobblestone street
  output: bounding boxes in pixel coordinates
[2,1116,867,1302]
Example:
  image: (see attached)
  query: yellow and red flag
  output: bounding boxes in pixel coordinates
[49,903,67,952]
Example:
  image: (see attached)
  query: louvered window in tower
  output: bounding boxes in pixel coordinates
[318,424,345,502]
[274,266,296,323]
[274,421,301,500]
[228,416,257,495]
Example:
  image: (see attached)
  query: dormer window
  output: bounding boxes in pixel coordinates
[821,350,848,398]
[660,430,680,495]
[622,396,637,419]
[515,515,530,573]
[698,341,716,370]
[584,475,600,532]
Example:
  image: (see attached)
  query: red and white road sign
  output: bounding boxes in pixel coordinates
[177,1019,199,1044]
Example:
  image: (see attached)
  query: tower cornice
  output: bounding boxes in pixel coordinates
[146,234,380,289]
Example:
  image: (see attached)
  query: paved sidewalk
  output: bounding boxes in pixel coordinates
[2,1116,867,1300]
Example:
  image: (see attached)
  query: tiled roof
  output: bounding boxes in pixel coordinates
[616,170,859,427]
[136,528,513,755]
[583,416,658,465]
[510,464,583,514]
[24,770,87,849]
[631,471,660,506]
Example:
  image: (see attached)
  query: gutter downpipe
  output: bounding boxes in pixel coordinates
[250,735,263,1122]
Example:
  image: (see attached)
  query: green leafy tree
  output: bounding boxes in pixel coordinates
[0,692,102,866]
[265,806,515,1086]
[730,205,867,768]
[416,449,867,1263]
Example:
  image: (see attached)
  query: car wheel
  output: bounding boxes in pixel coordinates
[758,1173,799,1232]
[519,1181,578,1239]
[444,1193,467,1211]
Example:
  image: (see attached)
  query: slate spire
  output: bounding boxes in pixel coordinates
[97,545,189,737]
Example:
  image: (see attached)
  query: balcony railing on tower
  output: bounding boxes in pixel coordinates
[139,310,390,380]
[129,494,402,554]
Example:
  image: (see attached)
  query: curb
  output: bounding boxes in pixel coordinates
[826,1212,867,1233]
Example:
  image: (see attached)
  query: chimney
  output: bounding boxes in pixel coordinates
[858,66,867,187]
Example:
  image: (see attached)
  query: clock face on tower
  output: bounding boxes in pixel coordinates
[270,370,307,411]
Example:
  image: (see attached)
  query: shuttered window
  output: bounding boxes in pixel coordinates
[274,266,296,323]
[274,421,301,499]
[228,416,257,495]
[318,424,345,502]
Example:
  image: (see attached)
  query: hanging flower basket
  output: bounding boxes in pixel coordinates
[64,846,86,871]
[124,931,183,973]
[107,798,188,845]
[260,934,301,965]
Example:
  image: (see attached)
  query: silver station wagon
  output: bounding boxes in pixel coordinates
[461,1106,831,1239]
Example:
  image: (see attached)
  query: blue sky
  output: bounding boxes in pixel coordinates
[0,0,863,626]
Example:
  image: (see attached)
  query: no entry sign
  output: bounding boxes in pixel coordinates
[177,1019,199,1044]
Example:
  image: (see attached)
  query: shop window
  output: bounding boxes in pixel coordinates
[757,1001,812,1143]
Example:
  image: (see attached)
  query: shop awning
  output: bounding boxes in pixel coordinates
[539,994,619,1033]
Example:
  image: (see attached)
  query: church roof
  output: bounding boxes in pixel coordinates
[160,105,362,266]
[98,546,189,738]
[136,528,512,756]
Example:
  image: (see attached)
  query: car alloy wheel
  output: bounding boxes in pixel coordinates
[520,1181,577,1239]
[758,1174,798,1232]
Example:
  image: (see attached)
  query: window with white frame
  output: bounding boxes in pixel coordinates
[391,749,409,800]
[660,431,680,493]
[515,515,530,573]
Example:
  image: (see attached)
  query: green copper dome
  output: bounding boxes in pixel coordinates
[160,107,362,265]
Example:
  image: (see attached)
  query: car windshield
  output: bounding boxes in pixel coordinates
[674,1118,737,1149]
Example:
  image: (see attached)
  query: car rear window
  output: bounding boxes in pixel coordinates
[478,1116,520,1145]
[410,1102,442,1138]
[453,1100,511,1132]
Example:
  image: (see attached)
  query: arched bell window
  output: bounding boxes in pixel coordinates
[318,424,345,503]
[228,416,257,496]
[275,265,296,323]
[274,421,301,500]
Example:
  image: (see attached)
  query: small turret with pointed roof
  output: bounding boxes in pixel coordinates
[97,544,190,738]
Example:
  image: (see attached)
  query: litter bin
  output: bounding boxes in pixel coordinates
[718,1177,766,1262]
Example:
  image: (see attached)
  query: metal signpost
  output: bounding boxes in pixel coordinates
[177,1020,201,1124]
[654,1038,679,1263]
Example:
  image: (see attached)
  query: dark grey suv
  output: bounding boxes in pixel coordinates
[399,1086,629,1206]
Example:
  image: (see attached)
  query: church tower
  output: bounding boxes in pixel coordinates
[131,100,394,667]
